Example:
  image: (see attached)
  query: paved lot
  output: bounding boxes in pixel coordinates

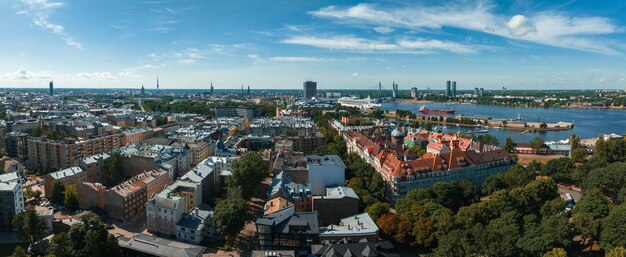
[558,184,582,202]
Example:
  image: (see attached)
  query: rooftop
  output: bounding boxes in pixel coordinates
[320,213,379,237]
[118,233,206,257]
[307,154,346,168]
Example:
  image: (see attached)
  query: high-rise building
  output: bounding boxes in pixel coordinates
[156,75,160,89]
[479,88,485,96]
[210,82,214,95]
[452,81,457,97]
[446,81,451,97]
[49,81,54,96]
[303,80,317,99]
[247,85,251,95]
[410,87,418,98]
[391,82,398,98]
[141,85,145,96]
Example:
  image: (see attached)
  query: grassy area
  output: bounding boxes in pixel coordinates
[0,243,27,257]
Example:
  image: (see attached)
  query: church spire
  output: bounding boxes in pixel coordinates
[156,74,160,89]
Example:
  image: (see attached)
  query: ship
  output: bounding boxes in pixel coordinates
[338,96,382,109]
[419,105,455,115]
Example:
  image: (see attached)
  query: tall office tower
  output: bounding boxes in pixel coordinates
[410,87,418,98]
[446,81,451,97]
[156,75,160,89]
[141,85,145,96]
[474,87,480,95]
[49,81,54,96]
[392,82,398,98]
[452,81,457,97]
[378,81,382,99]
[247,85,250,95]
[303,80,317,99]
[210,82,214,95]
[241,85,244,95]
[479,88,485,96]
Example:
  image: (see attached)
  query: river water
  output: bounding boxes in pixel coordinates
[382,102,626,144]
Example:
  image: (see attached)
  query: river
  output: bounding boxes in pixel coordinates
[382,102,626,144]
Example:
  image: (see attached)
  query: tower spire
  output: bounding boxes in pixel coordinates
[156,74,160,89]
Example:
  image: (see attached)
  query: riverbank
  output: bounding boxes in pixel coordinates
[395,99,433,103]
[384,113,573,132]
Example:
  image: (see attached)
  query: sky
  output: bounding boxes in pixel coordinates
[1,0,626,90]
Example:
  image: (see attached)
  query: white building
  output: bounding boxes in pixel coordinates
[307,155,346,195]
[0,172,24,231]
[176,204,215,244]
[147,180,201,236]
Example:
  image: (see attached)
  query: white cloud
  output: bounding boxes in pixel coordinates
[176,59,196,64]
[397,38,477,54]
[18,0,82,49]
[282,35,476,54]
[2,69,51,80]
[507,15,536,36]
[352,72,359,77]
[309,2,623,55]
[374,26,394,34]
[282,35,400,52]
[76,72,116,80]
[247,54,260,59]
[270,56,326,62]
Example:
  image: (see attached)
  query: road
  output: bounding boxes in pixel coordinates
[557,184,582,202]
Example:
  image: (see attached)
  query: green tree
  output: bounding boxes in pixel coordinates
[571,148,587,163]
[584,162,626,203]
[105,152,124,184]
[13,208,48,248]
[213,198,251,247]
[226,152,266,198]
[31,126,43,137]
[572,212,600,246]
[480,211,522,257]
[51,180,65,205]
[409,144,426,157]
[543,248,567,257]
[64,184,79,210]
[517,215,571,256]
[601,204,626,249]
[434,229,478,257]
[541,157,575,183]
[531,136,545,152]
[476,134,499,146]
[366,202,390,221]
[10,246,28,257]
[504,137,515,153]
[607,247,626,257]
[540,198,565,217]
[49,232,73,257]
[61,214,122,257]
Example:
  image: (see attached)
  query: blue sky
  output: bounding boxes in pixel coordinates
[1,0,625,90]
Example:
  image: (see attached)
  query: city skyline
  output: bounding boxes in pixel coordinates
[1,0,626,89]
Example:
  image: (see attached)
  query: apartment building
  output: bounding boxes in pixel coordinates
[187,141,210,167]
[0,172,24,231]
[103,168,172,222]
[147,180,202,236]
[176,204,215,244]
[312,186,359,226]
[27,133,125,170]
[44,153,110,197]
